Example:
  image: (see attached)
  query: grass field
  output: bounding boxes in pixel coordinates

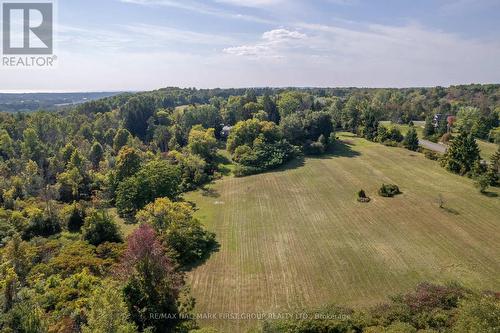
[184,133,500,332]
[477,139,499,159]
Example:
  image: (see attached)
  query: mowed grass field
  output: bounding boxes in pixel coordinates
[184,133,500,332]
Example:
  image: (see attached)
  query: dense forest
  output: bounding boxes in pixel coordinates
[0,84,499,332]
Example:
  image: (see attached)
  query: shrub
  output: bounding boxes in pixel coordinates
[357,189,371,203]
[304,140,326,155]
[378,184,401,197]
[381,140,401,147]
[421,148,440,161]
[388,127,404,142]
[59,202,86,232]
[474,173,491,193]
[488,127,500,144]
[82,210,122,246]
[426,134,440,143]
[23,207,61,239]
[440,132,453,144]
[452,293,500,332]
[232,140,296,177]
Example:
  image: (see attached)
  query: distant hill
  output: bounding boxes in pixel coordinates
[0,92,123,113]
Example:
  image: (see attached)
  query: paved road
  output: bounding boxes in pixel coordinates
[419,139,448,153]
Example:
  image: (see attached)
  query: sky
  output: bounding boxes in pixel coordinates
[1,0,500,92]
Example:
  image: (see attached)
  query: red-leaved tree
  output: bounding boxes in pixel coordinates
[119,223,184,332]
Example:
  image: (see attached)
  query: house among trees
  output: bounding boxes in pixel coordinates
[433,114,455,132]
[221,125,232,138]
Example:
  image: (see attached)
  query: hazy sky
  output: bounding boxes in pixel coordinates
[2,0,500,92]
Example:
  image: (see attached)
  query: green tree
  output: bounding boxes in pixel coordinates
[177,104,222,139]
[8,299,47,333]
[361,106,379,141]
[136,197,217,266]
[403,126,419,151]
[441,132,481,175]
[227,119,281,154]
[120,96,156,139]
[280,114,306,145]
[0,129,15,160]
[60,202,86,232]
[116,160,181,216]
[113,128,131,152]
[60,142,76,166]
[115,146,141,181]
[263,94,280,124]
[21,128,45,166]
[452,294,500,333]
[456,106,496,139]
[436,115,449,137]
[488,146,500,184]
[82,283,138,333]
[277,91,311,118]
[89,142,104,169]
[423,115,435,138]
[82,210,122,246]
[341,95,363,132]
[187,126,217,162]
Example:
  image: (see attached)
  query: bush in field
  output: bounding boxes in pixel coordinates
[378,184,401,197]
[421,148,440,161]
[357,189,371,203]
[377,125,404,144]
[474,173,492,193]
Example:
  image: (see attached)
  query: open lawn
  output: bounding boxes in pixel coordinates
[184,133,500,332]
[478,139,499,160]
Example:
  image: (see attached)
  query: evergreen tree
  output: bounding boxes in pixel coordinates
[263,94,280,124]
[361,106,379,141]
[423,115,435,138]
[440,132,480,175]
[403,126,419,151]
[488,146,500,184]
[437,115,449,137]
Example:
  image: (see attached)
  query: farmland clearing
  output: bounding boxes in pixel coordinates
[184,133,500,332]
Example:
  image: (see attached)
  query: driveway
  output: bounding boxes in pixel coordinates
[419,139,448,153]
